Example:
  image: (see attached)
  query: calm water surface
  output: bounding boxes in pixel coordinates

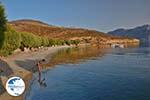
[24,46,150,100]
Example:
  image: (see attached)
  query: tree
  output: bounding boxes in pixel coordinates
[0,2,7,31]
[0,2,7,48]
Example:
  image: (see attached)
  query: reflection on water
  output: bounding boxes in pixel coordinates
[45,46,106,67]
[37,70,47,88]
[140,41,150,47]
[24,46,150,100]
[107,47,150,56]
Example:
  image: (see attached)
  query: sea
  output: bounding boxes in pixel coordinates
[24,43,150,100]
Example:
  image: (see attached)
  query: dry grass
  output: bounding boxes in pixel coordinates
[8,19,133,40]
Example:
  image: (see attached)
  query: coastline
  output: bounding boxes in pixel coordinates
[0,42,139,100]
[0,45,70,100]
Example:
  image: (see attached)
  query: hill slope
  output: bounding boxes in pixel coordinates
[108,25,150,42]
[8,19,139,44]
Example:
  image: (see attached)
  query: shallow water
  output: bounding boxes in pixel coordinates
[24,46,150,100]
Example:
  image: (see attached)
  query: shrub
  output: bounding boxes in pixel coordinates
[48,39,55,46]
[72,40,80,46]
[20,32,36,48]
[55,39,65,45]
[33,36,42,47]
[0,27,21,56]
[65,40,71,46]
[41,38,49,46]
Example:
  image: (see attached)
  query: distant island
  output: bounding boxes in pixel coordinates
[108,24,150,42]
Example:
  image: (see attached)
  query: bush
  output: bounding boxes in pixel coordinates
[72,40,80,46]
[48,39,64,46]
[48,39,56,46]
[20,32,48,49]
[41,38,49,46]
[0,27,21,56]
[33,36,42,47]
[20,32,36,48]
[65,40,71,46]
[55,39,65,45]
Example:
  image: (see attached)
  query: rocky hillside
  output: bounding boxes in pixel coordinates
[8,19,139,44]
[108,24,150,42]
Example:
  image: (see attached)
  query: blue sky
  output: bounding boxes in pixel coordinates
[1,0,150,32]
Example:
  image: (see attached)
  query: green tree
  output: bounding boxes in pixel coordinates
[0,2,7,49]
[0,27,21,56]
[0,2,7,31]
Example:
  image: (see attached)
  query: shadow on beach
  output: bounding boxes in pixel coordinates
[15,59,40,73]
[0,59,13,95]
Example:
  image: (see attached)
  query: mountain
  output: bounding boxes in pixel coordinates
[108,25,150,42]
[8,19,139,44]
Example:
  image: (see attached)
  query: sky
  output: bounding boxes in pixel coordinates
[1,0,150,32]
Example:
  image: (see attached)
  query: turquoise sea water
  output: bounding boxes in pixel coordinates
[25,46,150,100]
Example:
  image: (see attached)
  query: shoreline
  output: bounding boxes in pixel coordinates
[0,42,139,100]
[0,45,71,100]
